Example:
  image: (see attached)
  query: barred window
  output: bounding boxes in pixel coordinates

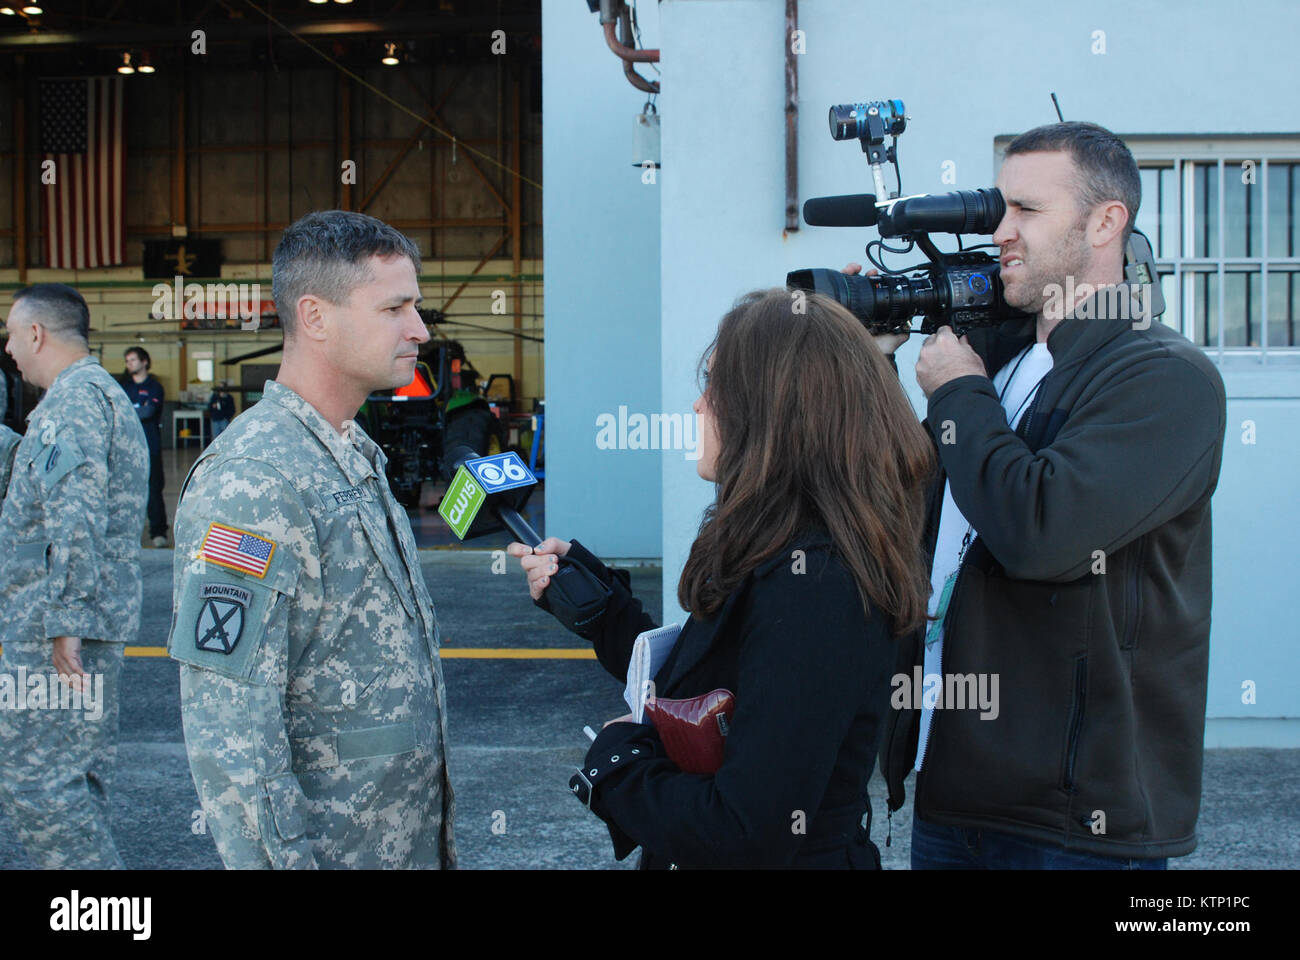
[1132,143,1300,358]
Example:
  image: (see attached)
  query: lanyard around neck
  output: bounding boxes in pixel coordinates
[998,344,1050,428]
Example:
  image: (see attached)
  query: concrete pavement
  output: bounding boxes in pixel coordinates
[1,548,1294,869]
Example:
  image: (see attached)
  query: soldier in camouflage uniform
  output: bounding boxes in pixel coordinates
[0,423,17,493]
[0,283,148,869]
[169,210,455,869]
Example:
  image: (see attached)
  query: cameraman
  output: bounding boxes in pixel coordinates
[863,121,1226,869]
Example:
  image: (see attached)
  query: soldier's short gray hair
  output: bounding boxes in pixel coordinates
[11,283,90,348]
[272,211,422,338]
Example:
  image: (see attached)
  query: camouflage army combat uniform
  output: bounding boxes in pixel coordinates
[0,424,18,493]
[0,355,148,869]
[168,380,455,869]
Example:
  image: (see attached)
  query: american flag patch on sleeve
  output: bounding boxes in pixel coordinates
[199,522,277,578]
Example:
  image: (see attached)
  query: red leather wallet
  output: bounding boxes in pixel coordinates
[643,688,735,774]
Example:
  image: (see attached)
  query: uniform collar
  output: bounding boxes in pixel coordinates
[49,354,98,389]
[262,379,386,486]
[30,354,98,420]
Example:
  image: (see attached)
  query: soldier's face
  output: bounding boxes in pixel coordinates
[4,300,39,381]
[330,254,429,392]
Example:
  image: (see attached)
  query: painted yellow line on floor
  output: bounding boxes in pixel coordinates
[440,648,597,659]
[120,646,596,660]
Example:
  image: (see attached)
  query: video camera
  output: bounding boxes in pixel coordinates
[788,99,1164,336]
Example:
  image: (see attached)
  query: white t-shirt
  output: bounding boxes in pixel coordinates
[915,341,1053,771]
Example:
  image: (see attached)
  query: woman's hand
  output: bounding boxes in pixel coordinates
[843,261,911,356]
[506,537,573,601]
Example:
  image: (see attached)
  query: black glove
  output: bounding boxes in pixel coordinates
[569,721,664,860]
[532,539,617,638]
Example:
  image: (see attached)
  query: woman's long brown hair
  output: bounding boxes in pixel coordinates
[677,289,935,637]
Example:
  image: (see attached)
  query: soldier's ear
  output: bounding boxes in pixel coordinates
[294,296,329,343]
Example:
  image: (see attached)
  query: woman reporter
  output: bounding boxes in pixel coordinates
[508,288,934,869]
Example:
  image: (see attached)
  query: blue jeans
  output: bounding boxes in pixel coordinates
[911,814,1168,870]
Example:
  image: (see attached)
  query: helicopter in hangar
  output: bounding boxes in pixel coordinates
[102,304,542,508]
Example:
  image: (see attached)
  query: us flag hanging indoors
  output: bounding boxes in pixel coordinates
[40,77,125,269]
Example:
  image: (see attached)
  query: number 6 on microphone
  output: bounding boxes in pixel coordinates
[464,452,535,494]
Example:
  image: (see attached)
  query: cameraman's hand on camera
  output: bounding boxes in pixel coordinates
[916,326,988,399]
[843,262,911,355]
[506,537,573,602]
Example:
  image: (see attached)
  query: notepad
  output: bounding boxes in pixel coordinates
[624,623,681,722]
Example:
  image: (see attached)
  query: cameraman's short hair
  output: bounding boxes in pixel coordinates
[12,283,90,348]
[272,210,421,338]
[1005,121,1141,246]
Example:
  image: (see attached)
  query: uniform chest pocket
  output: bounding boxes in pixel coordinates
[354,505,417,619]
[309,483,417,620]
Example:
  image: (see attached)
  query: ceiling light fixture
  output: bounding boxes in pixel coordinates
[117,52,134,75]
[21,4,41,13]
[381,42,399,66]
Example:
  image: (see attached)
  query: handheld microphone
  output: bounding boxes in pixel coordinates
[438,444,612,637]
[802,194,879,228]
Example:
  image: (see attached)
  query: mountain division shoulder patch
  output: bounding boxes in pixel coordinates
[195,583,251,654]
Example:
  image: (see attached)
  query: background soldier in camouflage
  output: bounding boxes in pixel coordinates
[0,423,17,493]
[0,283,148,869]
[169,210,455,869]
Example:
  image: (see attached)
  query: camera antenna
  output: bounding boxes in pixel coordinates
[1051,92,1065,122]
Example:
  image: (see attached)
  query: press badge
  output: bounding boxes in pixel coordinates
[926,570,958,648]
[928,526,974,647]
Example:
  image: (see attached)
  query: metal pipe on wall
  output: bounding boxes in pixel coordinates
[600,1,659,94]
[785,0,799,233]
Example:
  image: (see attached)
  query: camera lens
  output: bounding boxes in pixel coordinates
[787,268,946,331]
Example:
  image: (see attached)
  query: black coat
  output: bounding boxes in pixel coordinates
[560,531,895,869]
[207,391,236,421]
[120,374,164,451]
[880,294,1226,857]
